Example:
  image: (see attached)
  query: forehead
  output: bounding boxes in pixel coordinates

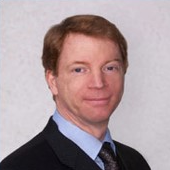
[63,33,118,48]
[59,33,121,63]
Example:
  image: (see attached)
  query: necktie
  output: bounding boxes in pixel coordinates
[98,142,120,170]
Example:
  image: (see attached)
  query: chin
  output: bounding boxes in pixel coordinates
[89,111,111,122]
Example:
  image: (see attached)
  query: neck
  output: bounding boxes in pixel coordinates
[74,120,108,141]
[56,105,109,141]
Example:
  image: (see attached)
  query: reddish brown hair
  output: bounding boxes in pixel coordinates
[42,15,128,74]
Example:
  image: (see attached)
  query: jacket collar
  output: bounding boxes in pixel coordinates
[43,117,102,170]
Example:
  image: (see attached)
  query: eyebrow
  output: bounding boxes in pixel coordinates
[104,58,123,65]
[72,58,122,64]
[71,61,90,65]
[67,61,91,68]
[67,58,123,69]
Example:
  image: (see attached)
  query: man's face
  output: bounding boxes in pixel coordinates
[48,33,124,128]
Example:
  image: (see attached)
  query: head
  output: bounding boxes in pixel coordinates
[42,15,128,136]
[42,14,128,75]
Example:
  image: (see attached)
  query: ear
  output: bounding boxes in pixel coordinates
[45,70,58,95]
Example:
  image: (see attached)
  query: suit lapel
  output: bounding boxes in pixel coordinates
[114,141,132,170]
[43,118,101,170]
[116,150,128,170]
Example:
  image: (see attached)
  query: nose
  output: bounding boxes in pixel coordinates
[88,71,106,89]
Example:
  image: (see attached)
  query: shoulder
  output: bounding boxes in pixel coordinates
[114,140,151,170]
[0,132,58,170]
[114,140,143,157]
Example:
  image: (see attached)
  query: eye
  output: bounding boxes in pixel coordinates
[106,66,115,71]
[102,64,121,73]
[73,67,87,74]
[74,68,83,73]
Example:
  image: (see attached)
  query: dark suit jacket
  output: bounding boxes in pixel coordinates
[0,117,151,170]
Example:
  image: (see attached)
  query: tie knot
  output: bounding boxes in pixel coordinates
[99,142,115,162]
[101,142,113,152]
[98,142,119,170]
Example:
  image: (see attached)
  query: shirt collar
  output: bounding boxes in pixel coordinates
[52,109,116,160]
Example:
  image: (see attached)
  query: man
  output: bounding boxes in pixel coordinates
[0,15,151,170]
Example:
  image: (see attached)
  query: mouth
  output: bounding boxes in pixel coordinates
[84,97,110,106]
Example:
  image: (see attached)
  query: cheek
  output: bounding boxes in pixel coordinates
[69,75,87,89]
[109,77,124,94]
[117,79,124,97]
[116,79,124,93]
[58,76,85,99]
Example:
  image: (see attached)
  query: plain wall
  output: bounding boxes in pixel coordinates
[1,1,170,170]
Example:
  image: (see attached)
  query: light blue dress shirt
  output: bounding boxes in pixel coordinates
[53,110,116,170]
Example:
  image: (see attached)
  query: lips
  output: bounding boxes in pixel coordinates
[84,97,110,106]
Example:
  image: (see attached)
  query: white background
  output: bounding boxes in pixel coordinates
[1,1,170,170]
